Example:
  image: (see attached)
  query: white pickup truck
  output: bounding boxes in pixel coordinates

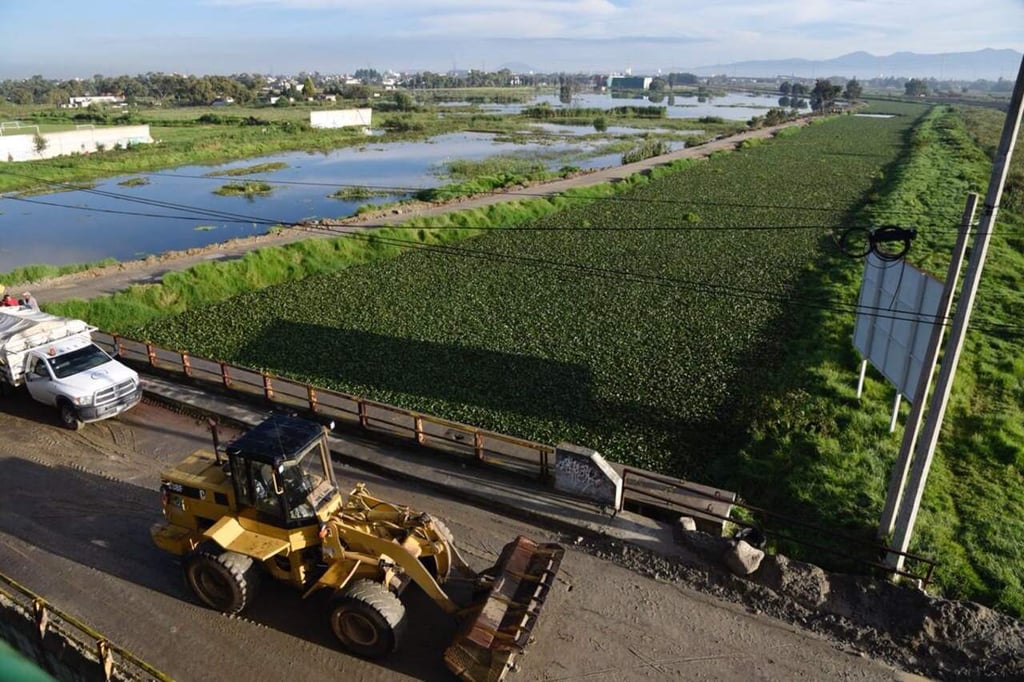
[0,307,142,429]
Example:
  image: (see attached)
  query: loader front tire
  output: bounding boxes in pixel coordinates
[328,580,406,659]
[184,547,258,615]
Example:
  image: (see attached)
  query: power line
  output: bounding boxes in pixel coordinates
[5,193,968,237]
[3,170,1021,336]
[289,222,979,329]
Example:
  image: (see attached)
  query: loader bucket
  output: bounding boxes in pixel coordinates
[444,535,564,682]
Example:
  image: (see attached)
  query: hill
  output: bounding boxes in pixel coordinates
[686,48,1022,80]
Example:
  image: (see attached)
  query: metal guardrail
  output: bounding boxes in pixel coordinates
[97,332,938,587]
[0,571,171,681]
[620,468,938,587]
[99,333,554,481]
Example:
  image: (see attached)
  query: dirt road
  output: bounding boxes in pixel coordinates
[0,395,916,681]
[26,121,805,306]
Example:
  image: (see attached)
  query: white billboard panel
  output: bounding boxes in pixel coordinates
[852,253,944,403]
[310,108,373,129]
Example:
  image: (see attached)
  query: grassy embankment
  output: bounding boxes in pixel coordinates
[733,103,1024,614]
[43,102,1024,614]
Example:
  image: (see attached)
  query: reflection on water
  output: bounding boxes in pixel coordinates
[0,131,634,272]
[478,91,800,120]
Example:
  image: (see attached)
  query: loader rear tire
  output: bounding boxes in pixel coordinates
[328,580,406,659]
[184,547,259,615]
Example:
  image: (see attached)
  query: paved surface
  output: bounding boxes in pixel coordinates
[0,387,918,682]
[26,120,807,305]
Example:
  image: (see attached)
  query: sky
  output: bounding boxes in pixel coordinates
[1,0,1021,79]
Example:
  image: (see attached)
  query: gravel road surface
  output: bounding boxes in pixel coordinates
[0,396,917,681]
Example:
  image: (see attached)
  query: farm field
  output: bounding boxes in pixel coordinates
[135,110,920,472]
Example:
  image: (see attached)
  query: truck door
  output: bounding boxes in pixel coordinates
[24,354,56,405]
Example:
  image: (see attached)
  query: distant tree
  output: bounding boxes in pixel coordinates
[32,132,48,155]
[791,82,808,96]
[593,116,607,132]
[354,68,380,84]
[779,81,792,95]
[667,72,698,86]
[649,77,667,92]
[844,77,863,101]
[302,76,316,99]
[905,78,928,97]
[558,75,574,104]
[778,95,791,108]
[273,95,291,108]
[342,84,371,100]
[810,79,842,111]
[392,90,414,111]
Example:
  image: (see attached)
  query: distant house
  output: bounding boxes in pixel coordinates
[66,95,124,108]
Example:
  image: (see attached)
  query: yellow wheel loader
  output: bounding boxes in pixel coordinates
[151,415,563,682]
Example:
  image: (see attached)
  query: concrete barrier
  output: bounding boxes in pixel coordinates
[553,443,622,509]
[0,126,153,162]
[310,108,372,129]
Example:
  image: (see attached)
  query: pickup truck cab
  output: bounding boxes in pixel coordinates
[0,308,142,429]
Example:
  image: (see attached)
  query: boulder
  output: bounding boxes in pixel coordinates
[723,539,765,576]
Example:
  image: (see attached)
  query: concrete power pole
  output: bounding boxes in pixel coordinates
[886,54,1024,572]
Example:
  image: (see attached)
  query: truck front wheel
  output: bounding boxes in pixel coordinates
[59,401,83,431]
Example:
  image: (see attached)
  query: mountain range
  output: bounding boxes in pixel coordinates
[686,49,1022,81]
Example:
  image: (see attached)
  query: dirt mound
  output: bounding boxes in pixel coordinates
[582,533,1024,680]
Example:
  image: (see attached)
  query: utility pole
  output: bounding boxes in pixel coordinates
[877,194,974,538]
[886,54,1024,572]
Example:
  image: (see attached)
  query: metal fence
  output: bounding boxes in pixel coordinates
[100,333,554,481]
[0,571,171,681]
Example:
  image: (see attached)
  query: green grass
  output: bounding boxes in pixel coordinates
[0,259,118,286]
[331,186,404,201]
[97,111,918,527]
[203,161,288,177]
[212,181,273,197]
[117,177,149,187]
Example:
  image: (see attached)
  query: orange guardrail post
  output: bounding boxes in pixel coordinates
[146,343,157,366]
[181,351,192,377]
[263,374,274,400]
[307,385,318,412]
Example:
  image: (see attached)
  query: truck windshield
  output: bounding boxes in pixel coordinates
[49,345,112,379]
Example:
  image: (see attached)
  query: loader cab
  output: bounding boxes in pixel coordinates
[224,415,340,529]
